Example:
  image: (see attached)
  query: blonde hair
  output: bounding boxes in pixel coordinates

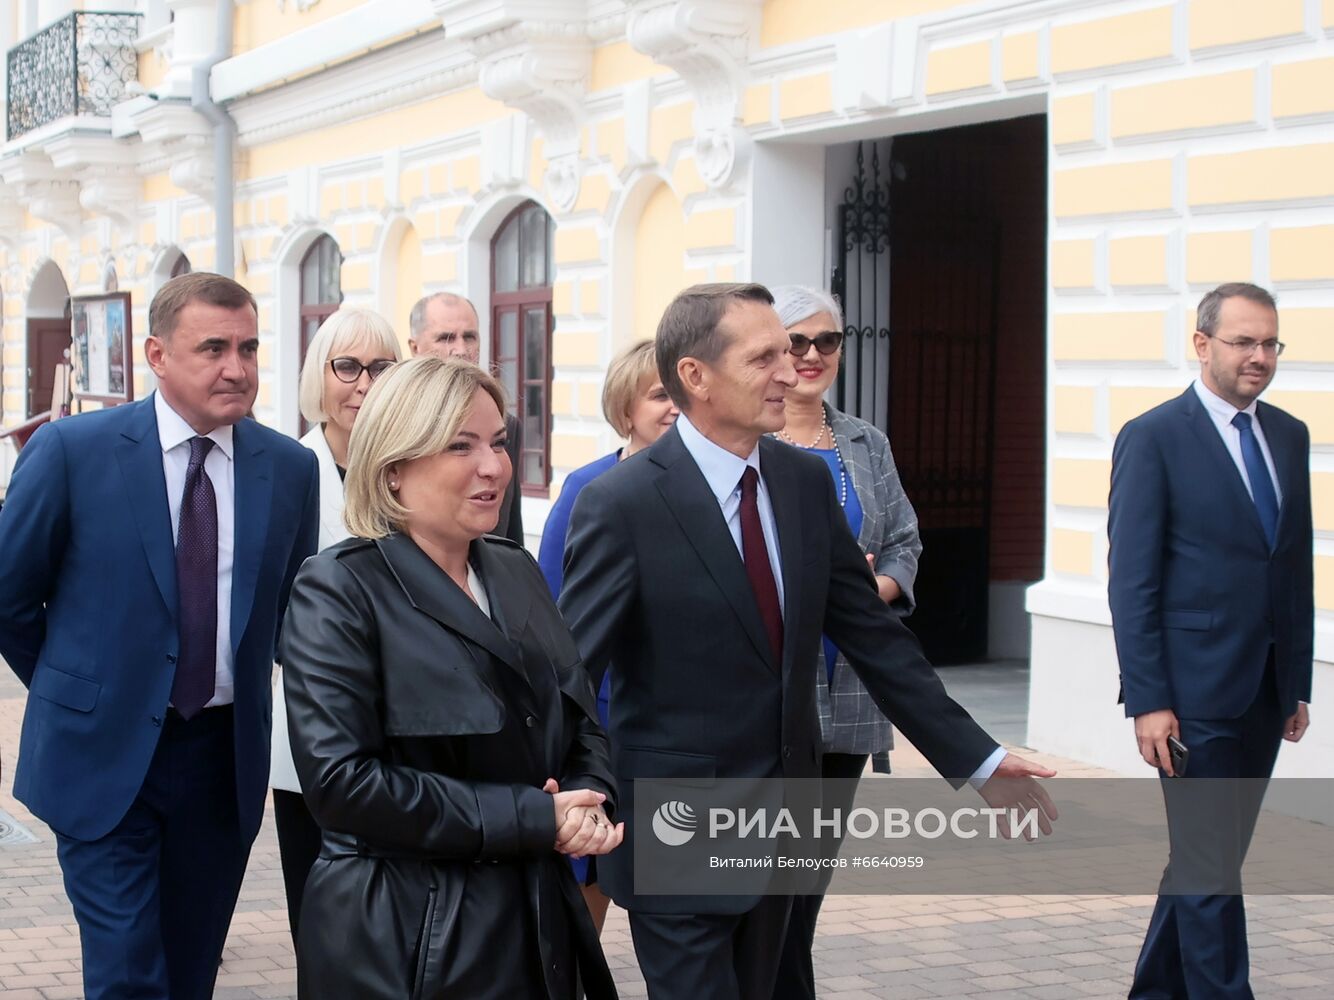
[298,307,402,425]
[343,356,508,539]
[601,339,660,438]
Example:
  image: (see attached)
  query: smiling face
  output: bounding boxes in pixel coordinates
[625,373,679,452]
[785,310,841,404]
[389,387,511,548]
[1194,295,1279,410]
[323,337,396,437]
[145,301,258,433]
[683,299,797,450]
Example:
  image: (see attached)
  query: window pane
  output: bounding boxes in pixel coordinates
[301,249,319,305]
[497,360,518,406]
[523,451,544,487]
[171,254,191,277]
[524,384,544,434]
[519,206,548,288]
[523,307,546,381]
[494,216,519,293]
[498,310,518,359]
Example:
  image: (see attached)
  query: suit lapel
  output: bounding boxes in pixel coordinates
[114,400,176,617]
[1180,390,1268,546]
[651,428,777,670]
[230,421,273,652]
[375,532,523,672]
[761,438,804,684]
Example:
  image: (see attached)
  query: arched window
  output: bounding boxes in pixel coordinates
[103,262,119,293]
[299,234,342,368]
[170,253,192,278]
[491,202,553,494]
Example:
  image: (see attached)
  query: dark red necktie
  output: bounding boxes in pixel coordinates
[739,467,783,664]
[172,436,218,718]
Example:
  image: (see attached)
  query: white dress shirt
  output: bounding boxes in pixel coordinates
[1192,379,1282,506]
[155,391,235,708]
[675,415,1004,789]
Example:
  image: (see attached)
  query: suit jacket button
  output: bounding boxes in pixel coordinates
[151,716,162,727]
[782,746,792,759]
[525,715,536,728]
[166,654,177,663]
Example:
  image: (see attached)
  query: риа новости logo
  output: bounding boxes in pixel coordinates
[652,800,697,846]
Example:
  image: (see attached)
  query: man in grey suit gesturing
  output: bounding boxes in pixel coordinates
[558,283,1056,999]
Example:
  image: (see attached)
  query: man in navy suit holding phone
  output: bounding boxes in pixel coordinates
[1109,282,1313,999]
[0,273,319,999]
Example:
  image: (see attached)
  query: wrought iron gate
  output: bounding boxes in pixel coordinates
[830,138,1001,664]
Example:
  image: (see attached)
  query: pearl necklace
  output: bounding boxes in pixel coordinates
[773,416,849,507]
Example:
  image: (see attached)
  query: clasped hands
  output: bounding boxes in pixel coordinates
[543,778,625,859]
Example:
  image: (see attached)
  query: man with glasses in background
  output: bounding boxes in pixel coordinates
[1109,282,1314,999]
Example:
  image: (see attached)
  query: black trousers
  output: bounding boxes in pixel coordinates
[273,788,322,945]
[629,895,793,1000]
[771,752,869,1000]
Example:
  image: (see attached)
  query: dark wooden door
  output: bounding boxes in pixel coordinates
[27,318,71,417]
[890,214,999,664]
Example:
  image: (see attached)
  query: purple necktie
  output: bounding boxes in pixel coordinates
[172,436,218,719]
[740,467,783,664]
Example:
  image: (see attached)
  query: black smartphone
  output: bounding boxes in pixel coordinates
[1167,735,1189,777]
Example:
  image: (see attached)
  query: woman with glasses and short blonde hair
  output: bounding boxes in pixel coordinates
[767,285,922,1000]
[272,306,401,948]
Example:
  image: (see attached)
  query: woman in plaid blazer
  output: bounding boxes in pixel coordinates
[768,285,922,1000]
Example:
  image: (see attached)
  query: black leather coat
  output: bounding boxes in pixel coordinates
[279,531,618,999]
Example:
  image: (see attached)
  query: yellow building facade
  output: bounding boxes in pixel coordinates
[0,0,1331,774]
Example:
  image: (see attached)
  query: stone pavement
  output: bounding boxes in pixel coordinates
[2,665,1332,998]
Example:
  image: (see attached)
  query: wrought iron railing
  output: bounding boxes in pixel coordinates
[6,12,142,141]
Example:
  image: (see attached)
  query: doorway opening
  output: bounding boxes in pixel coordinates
[26,261,71,418]
[830,115,1047,665]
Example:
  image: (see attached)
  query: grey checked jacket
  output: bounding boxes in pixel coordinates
[811,403,922,771]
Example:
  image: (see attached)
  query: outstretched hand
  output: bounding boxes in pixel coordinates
[977,753,1058,840]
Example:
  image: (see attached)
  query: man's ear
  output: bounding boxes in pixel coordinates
[1192,331,1210,363]
[678,357,709,406]
[407,338,420,357]
[144,336,168,378]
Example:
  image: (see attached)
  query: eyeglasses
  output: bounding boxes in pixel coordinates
[787,331,844,356]
[329,357,395,383]
[1209,336,1285,357]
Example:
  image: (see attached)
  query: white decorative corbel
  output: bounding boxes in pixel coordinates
[626,0,762,189]
[0,153,84,240]
[433,1,592,211]
[0,184,24,249]
[79,170,142,228]
[131,98,216,202]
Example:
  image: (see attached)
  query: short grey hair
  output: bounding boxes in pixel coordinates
[655,283,775,409]
[1196,282,1277,336]
[771,285,844,331]
[298,308,402,425]
[408,292,479,340]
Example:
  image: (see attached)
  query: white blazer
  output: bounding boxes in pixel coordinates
[270,425,351,792]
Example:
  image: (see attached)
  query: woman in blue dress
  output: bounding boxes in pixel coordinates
[537,338,678,932]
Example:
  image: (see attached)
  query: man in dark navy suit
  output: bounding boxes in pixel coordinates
[0,273,319,999]
[1109,282,1313,999]
[559,283,1057,1000]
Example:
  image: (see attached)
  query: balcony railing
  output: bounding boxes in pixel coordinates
[6,12,142,142]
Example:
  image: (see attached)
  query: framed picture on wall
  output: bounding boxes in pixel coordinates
[70,292,133,405]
